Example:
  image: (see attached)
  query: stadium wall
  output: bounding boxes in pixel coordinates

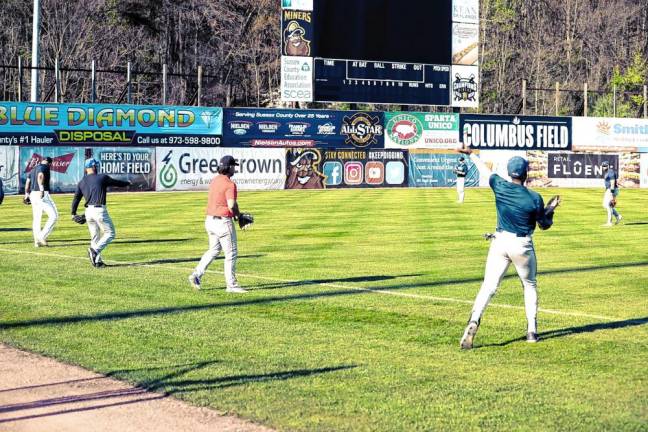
[0,102,646,194]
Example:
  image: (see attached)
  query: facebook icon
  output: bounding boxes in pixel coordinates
[323,161,343,186]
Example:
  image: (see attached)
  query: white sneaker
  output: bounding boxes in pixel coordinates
[226,286,248,293]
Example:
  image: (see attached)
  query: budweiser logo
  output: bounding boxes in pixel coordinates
[24,153,75,174]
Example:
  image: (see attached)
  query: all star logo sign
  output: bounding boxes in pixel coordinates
[340,113,383,147]
[386,114,423,147]
[24,153,74,173]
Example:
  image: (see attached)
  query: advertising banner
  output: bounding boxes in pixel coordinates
[641,154,648,188]
[19,146,84,193]
[282,0,313,11]
[319,148,408,188]
[0,146,19,195]
[0,102,222,147]
[85,147,156,192]
[156,147,285,192]
[572,117,648,152]
[453,0,479,24]
[461,114,572,151]
[285,148,327,189]
[451,65,479,108]
[408,151,478,188]
[223,108,385,149]
[452,22,479,66]
[282,9,313,57]
[281,56,313,102]
[384,112,460,150]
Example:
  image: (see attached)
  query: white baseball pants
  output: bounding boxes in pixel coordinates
[456,177,465,203]
[602,189,620,224]
[30,191,58,243]
[469,231,538,333]
[194,216,240,289]
[85,206,116,261]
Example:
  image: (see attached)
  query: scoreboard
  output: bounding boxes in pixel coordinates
[280,0,480,108]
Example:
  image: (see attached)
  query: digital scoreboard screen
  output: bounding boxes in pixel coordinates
[280,0,479,107]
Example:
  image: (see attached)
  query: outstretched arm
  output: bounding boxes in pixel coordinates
[458,144,492,177]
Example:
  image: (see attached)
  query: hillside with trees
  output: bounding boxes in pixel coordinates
[1,0,647,116]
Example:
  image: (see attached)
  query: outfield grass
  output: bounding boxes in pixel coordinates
[0,187,646,431]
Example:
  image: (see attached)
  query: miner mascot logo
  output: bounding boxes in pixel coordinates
[285,149,325,189]
[284,21,311,56]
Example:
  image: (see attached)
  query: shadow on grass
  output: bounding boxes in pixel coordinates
[237,274,423,291]
[483,316,648,348]
[108,254,265,267]
[0,360,355,423]
[0,228,30,232]
[623,222,648,226]
[0,238,194,246]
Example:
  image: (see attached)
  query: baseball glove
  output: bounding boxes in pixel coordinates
[237,212,254,230]
[544,195,561,215]
[72,214,87,225]
[610,198,617,208]
[22,196,31,205]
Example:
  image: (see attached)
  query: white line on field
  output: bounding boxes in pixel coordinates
[0,247,621,322]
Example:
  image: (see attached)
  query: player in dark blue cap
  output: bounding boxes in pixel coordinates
[71,158,131,267]
[457,145,560,349]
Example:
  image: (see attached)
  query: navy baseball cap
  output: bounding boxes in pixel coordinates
[602,161,610,167]
[507,156,529,180]
[84,158,100,169]
[219,155,239,167]
[459,156,465,161]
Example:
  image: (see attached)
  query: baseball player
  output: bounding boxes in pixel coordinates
[71,158,131,267]
[602,161,622,226]
[453,156,468,203]
[457,145,560,349]
[24,156,58,247]
[189,155,252,293]
[0,171,4,206]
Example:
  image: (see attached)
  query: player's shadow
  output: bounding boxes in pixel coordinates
[46,238,194,247]
[0,228,31,232]
[108,254,265,267]
[623,222,648,226]
[484,316,648,348]
[0,360,355,423]
[251,274,424,290]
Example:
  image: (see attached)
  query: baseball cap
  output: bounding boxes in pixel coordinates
[459,156,465,161]
[507,156,529,180]
[84,158,100,169]
[602,161,610,167]
[219,155,239,167]
[44,157,53,164]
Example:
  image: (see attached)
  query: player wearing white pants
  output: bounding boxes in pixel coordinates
[71,158,130,267]
[454,157,468,203]
[601,161,622,226]
[458,147,558,349]
[85,205,115,265]
[189,155,246,293]
[24,157,58,246]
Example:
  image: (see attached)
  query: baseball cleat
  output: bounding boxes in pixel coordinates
[526,332,540,343]
[95,260,106,268]
[188,274,201,290]
[87,248,98,267]
[226,286,248,293]
[602,222,613,227]
[460,321,479,350]
[615,215,623,225]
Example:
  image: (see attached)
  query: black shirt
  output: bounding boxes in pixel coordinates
[0,178,4,205]
[28,164,51,192]
[71,174,129,214]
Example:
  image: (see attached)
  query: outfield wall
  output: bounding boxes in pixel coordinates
[0,101,646,194]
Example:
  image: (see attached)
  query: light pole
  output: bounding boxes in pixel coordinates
[30,0,40,102]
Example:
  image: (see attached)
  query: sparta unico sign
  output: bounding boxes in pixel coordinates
[340,113,383,147]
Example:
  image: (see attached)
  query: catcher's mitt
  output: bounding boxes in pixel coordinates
[237,212,254,230]
[22,196,31,205]
[610,198,617,208]
[72,214,87,225]
[544,195,561,215]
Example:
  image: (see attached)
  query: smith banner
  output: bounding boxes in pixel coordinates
[223,108,385,149]
[0,102,222,147]
[572,117,648,152]
[19,146,84,193]
[408,151,479,188]
[156,147,285,191]
[460,115,572,151]
[385,112,459,150]
[86,147,156,192]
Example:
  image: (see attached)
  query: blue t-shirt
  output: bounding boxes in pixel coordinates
[29,164,51,192]
[604,168,617,190]
[455,162,468,177]
[489,174,552,236]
